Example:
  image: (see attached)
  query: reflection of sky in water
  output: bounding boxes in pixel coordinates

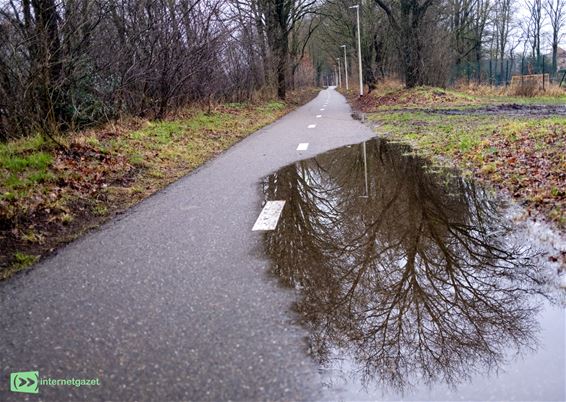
[320,305,564,401]
[260,138,565,401]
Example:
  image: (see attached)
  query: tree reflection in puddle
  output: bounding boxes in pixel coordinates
[260,138,557,394]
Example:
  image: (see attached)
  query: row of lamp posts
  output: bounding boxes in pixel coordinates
[334,4,364,97]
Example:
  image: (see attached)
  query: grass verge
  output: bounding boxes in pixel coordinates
[343,82,566,112]
[0,88,319,279]
[343,84,565,231]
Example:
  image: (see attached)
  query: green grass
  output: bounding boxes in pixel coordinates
[0,134,46,156]
[0,252,39,280]
[376,112,497,159]
[114,103,292,176]
[354,85,566,113]
[1,152,52,171]
[13,252,38,269]
[1,148,55,195]
[1,90,320,280]
[92,203,108,216]
[261,100,285,111]
[371,109,565,228]
[186,112,232,131]
[1,135,55,194]
[480,94,566,105]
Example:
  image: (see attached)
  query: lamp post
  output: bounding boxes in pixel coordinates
[337,57,342,88]
[341,45,349,90]
[349,4,363,96]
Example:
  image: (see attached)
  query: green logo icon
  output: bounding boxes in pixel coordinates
[10,371,39,394]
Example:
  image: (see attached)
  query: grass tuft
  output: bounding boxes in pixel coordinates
[0,88,320,280]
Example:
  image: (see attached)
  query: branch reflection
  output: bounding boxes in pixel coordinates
[261,138,548,390]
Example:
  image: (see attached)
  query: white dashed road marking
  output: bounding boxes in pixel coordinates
[297,143,309,151]
[308,124,316,128]
[252,201,286,231]
[320,108,325,111]
[316,115,322,118]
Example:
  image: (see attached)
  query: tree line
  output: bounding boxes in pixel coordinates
[308,0,565,90]
[0,0,318,141]
[1,0,564,141]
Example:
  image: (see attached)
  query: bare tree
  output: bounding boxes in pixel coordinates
[373,0,438,87]
[493,0,513,81]
[525,0,544,65]
[1,0,319,141]
[259,0,318,99]
[470,0,492,82]
[449,0,477,67]
[544,0,566,73]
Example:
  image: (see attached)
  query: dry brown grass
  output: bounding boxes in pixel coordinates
[1,88,320,280]
[456,81,566,98]
[540,84,566,96]
[510,80,539,97]
[509,82,566,97]
[371,77,405,93]
[455,83,507,96]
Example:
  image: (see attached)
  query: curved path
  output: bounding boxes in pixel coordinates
[0,88,375,401]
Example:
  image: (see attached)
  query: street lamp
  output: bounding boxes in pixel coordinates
[337,57,342,88]
[362,141,368,198]
[341,45,349,90]
[349,4,364,96]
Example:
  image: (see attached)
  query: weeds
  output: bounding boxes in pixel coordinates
[346,83,566,113]
[372,109,565,230]
[0,88,319,279]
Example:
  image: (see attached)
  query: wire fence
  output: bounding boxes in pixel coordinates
[450,56,566,87]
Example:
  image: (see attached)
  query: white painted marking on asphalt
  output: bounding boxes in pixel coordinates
[297,143,309,151]
[252,201,286,231]
[308,124,316,128]
[316,115,322,118]
[320,108,325,111]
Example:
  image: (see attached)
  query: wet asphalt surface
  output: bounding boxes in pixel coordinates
[0,88,375,401]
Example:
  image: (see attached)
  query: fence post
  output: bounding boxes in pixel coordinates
[542,56,545,91]
[521,56,525,88]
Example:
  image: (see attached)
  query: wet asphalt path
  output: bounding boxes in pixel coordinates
[0,88,375,401]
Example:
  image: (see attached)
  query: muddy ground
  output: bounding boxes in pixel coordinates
[371,103,566,116]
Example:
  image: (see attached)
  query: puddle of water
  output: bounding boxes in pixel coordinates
[259,138,566,401]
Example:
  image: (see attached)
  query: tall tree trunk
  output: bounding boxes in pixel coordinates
[403,20,423,88]
[476,44,482,84]
[277,45,287,99]
[552,39,558,73]
[31,0,62,135]
[374,0,433,88]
